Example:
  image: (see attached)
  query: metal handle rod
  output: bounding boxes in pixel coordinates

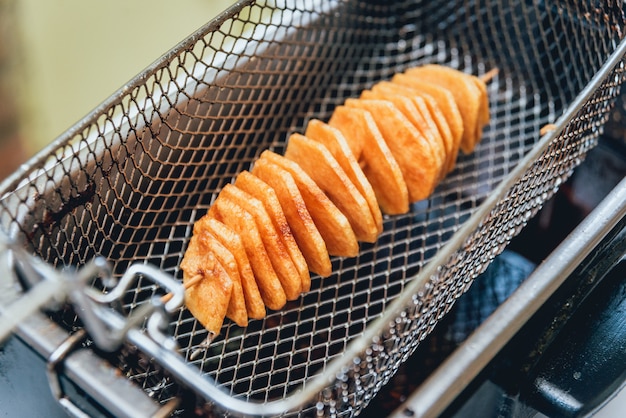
[389,175,626,418]
[0,278,65,344]
[126,325,315,417]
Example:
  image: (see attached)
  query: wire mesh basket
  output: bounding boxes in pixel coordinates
[1,0,625,416]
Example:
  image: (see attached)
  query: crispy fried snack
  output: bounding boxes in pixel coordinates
[259,150,359,257]
[196,231,248,327]
[345,98,440,202]
[208,195,287,311]
[371,81,458,173]
[305,119,383,235]
[404,64,482,153]
[219,183,302,301]
[234,170,311,292]
[284,133,379,243]
[252,158,332,277]
[391,73,464,162]
[328,105,409,215]
[182,63,492,333]
[361,88,446,181]
[195,216,266,320]
[180,235,233,334]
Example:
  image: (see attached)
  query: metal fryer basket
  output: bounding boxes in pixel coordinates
[1,0,625,416]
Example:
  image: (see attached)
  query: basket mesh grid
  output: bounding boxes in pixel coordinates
[0,0,624,416]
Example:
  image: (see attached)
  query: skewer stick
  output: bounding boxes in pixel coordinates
[189,333,217,361]
[480,67,499,83]
[540,123,558,136]
[160,273,203,303]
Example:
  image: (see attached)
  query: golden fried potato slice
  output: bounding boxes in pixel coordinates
[194,231,248,327]
[252,158,332,277]
[329,105,409,215]
[208,195,287,311]
[284,133,379,243]
[421,92,458,172]
[219,183,302,301]
[414,68,489,149]
[305,119,383,235]
[234,170,311,292]
[345,98,439,202]
[361,88,446,181]
[195,216,266,320]
[391,73,464,160]
[371,81,458,173]
[180,235,233,334]
[404,64,482,154]
[259,150,359,257]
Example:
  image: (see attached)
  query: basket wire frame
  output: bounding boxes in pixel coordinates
[0,0,625,416]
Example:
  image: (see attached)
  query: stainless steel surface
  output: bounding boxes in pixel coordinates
[0,0,625,416]
[389,175,626,418]
[0,233,67,342]
[15,313,166,418]
[0,335,68,418]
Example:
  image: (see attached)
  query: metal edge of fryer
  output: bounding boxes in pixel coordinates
[388,174,626,418]
[12,312,170,418]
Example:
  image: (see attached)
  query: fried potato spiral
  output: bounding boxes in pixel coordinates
[180,64,491,333]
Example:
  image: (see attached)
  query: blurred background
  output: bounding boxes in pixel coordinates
[0,0,235,180]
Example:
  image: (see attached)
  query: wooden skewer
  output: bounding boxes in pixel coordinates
[160,273,203,303]
[480,67,499,84]
[540,123,558,136]
[189,333,217,361]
